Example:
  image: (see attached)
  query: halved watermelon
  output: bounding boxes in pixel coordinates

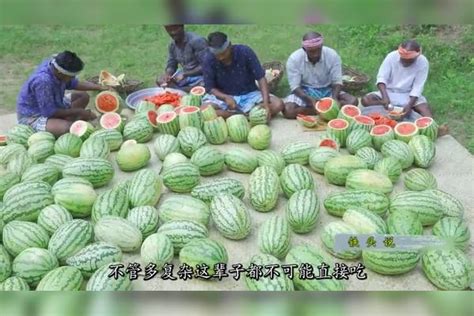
[352,115,376,132]
[318,137,340,151]
[95,91,122,113]
[157,111,180,136]
[157,104,176,115]
[178,106,202,129]
[147,110,158,127]
[120,139,138,149]
[370,124,394,150]
[296,114,318,128]
[201,104,217,121]
[100,112,124,132]
[315,97,339,121]
[326,118,350,147]
[190,86,206,96]
[175,105,185,115]
[0,134,7,146]
[338,105,361,122]
[394,122,419,143]
[69,120,95,140]
[415,117,438,141]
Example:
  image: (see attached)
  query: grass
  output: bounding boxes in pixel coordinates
[0,25,472,152]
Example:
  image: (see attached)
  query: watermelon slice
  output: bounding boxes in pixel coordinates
[326,118,350,147]
[146,110,159,131]
[0,134,7,146]
[190,86,206,96]
[69,120,95,141]
[315,97,339,121]
[318,137,340,150]
[296,114,318,128]
[100,112,124,132]
[95,91,122,113]
[370,124,395,150]
[178,106,203,129]
[415,117,438,141]
[156,111,180,136]
[394,122,419,143]
[352,115,376,132]
[338,105,361,122]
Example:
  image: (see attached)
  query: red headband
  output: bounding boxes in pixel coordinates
[398,45,422,59]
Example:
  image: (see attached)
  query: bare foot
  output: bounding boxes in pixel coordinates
[438,124,449,137]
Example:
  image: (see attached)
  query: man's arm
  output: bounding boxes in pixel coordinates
[376,54,392,106]
[74,81,107,91]
[329,52,343,100]
[181,38,208,78]
[286,53,315,108]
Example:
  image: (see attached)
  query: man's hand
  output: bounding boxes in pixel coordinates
[173,72,185,83]
[224,95,237,110]
[304,95,317,109]
[157,73,172,86]
[78,109,96,121]
[262,102,271,122]
[381,97,391,109]
[402,104,413,118]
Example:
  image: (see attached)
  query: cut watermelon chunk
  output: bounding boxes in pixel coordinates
[0,134,7,146]
[315,97,339,121]
[394,122,419,143]
[415,117,434,128]
[147,110,158,128]
[415,117,438,141]
[95,91,122,113]
[69,120,95,140]
[354,115,375,125]
[328,118,349,129]
[296,114,318,128]
[190,86,206,96]
[371,124,392,135]
[370,124,395,151]
[316,98,333,111]
[157,111,177,123]
[181,106,200,114]
[100,112,124,131]
[338,105,361,122]
[318,138,339,150]
[157,111,180,136]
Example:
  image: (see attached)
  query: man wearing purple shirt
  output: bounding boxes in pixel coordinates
[17,51,107,137]
[201,32,283,120]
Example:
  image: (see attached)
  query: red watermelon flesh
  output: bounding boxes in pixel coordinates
[190,86,206,96]
[315,98,333,111]
[0,134,7,145]
[415,117,433,128]
[157,111,177,123]
[371,124,392,135]
[328,118,349,129]
[147,110,158,127]
[340,105,361,117]
[296,114,318,127]
[181,106,200,114]
[96,92,119,113]
[319,138,339,149]
[395,122,418,135]
[100,112,122,129]
[354,115,375,125]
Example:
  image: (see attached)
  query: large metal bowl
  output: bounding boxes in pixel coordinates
[361,105,421,123]
[125,87,186,110]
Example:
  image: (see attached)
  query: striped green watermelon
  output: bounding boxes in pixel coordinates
[286,189,319,233]
[0,276,30,291]
[249,166,280,212]
[315,97,339,121]
[2,221,50,257]
[248,125,272,150]
[427,189,464,218]
[7,124,34,146]
[66,242,123,277]
[62,157,114,188]
[157,111,180,136]
[346,129,372,154]
[51,176,92,195]
[157,220,209,254]
[380,139,414,169]
[36,266,83,291]
[37,204,73,235]
[91,188,129,223]
[179,238,228,276]
[389,191,444,226]
[94,216,142,252]
[370,125,394,151]
[280,164,314,198]
[162,162,200,193]
[409,135,436,168]
[256,150,286,175]
[54,133,83,157]
[346,169,393,194]
[0,171,20,200]
[373,156,402,183]
[128,169,163,207]
[86,262,132,291]
[362,249,420,275]
[2,181,53,222]
[210,194,251,240]
[321,221,361,259]
[285,244,344,291]
[226,114,250,143]
[99,112,125,132]
[28,140,55,162]
[245,254,294,291]
[258,216,291,259]
[200,104,217,121]
[202,117,228,144]
[326,118,350,147]
[27,131,55,147]
[248,106,268,126]
[422,247,471,290]
[224,148,258,173]
[351,115,375,132]
[153,134,181,161]
[354,147,381,170]
[7,152,35,176]
[21,163,60,185]
[342,208,386,234]
[162,152,188,171]
[48,219,93,262]
[158,194,210,226]
[123,119,153,143]
[280,141,313,165]
[12,247,58,286]
[135,100,156,113]
[44,154,74,171]
[116,142,151,172]
[415,117,438,142]
[0,143,26,165]
[80,136,110,159]
[394,122,419,143]
[324,190,390,217]
[177,126,207,157]
[53,180,97,218]
[0,245,12,282]
[191,178,245,203]
[190,146,225,176]
[404,168,438,191]
[140,233,174,269]
[386,209,423,235]
[89,128,123,151]
[70,120,95,141]
[127,206,159,238]
[432,217,470,251]
[178,106,202,129]
[324,155,367,186]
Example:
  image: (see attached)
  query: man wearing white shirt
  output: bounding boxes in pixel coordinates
[283,32,358,119]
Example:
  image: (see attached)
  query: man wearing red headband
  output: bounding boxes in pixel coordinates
[283,32,357,119]
[362,40,433,118]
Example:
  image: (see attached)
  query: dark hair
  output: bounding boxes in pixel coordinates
[55,51,84,72]
[303,31,322,41]
[401,39,421,52]
[164,24,184,29]
[207,32,228,48]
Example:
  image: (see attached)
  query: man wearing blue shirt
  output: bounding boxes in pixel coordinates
[201,32,283,120]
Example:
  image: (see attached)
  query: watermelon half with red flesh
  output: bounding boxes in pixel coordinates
[415,117,438,141]
[370,124,395,150]
[100,112,123,130]
[146,110,158,128]
[338,105,361,122]
[352,115,375,132]
[326,118,350,148]
[394,122,419,143]
[69,120,95,140]
[156,111,180,136]
[95,91,121,113]
[315,97,339,121]
[318,137,339,150]
[0,134,7,146]
[190,86,206,96]
[296,114,318,128]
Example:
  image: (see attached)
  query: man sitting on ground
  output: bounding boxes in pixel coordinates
[283,31,357,119]
[201,31,284,120]
[16,51,106,137]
